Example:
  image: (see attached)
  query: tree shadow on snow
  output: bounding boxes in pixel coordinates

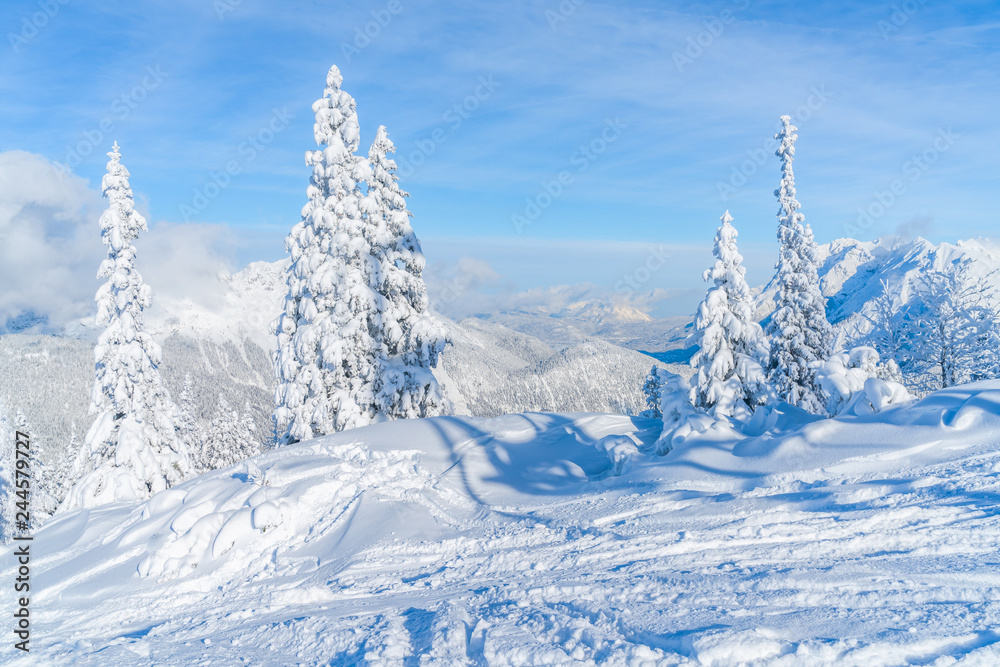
[425,413,651,502]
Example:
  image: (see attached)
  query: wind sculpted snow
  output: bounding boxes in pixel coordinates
[5,382,1000,665]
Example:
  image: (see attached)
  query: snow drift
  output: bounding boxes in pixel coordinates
[5,380,1000,665]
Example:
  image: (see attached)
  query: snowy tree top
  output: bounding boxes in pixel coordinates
[774,114,805,232]
[326,64,344,92]
[369,125,403,193]
[775,115,797,158]
[311,64,361,156]
[372,125,394,156]
[100,142,147,252]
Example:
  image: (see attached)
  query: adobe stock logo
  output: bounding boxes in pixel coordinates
[715,85,832,202]
[672,0,751,73]
[878,0,925,40]
[180,107,294,221]
[615,245,673,296]
[340,0,405,63]
[394,75,501,178]
[513,117,628,234]
[546,0,586,30]
[7,0,69,52]
[846,127,958,237]
[55,66,169,175]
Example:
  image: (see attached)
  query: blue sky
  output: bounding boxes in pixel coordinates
[1,0,998,318]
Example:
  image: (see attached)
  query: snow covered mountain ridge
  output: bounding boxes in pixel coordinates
[756,235,1000,342]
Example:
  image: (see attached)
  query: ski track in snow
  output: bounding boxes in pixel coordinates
[5,386,1000,665]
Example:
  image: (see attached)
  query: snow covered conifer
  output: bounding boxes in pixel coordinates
[15,410,53,528]
[199,396,259,471]
[640,365,664,418]
[57,422,80,501]
[902,261,1000,391]
[691,211,770,417]
[273,65,381,444]
[174,374,203,451]
[765,116,833,412]
[239,402,259,451]
[364,125,450,419]
[62,143,191,510]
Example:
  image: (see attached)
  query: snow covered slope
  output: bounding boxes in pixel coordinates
[479,310,690,352]
[442,319,679,417]
[0,264,671,506]
[7,382,1000,665]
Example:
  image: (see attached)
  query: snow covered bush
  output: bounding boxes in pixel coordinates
[595,434,641,475]
[654,371,712,455]
[812,346,912,417]
[765,116,833,413]
[691,211,770,418]
[62,144,192,511]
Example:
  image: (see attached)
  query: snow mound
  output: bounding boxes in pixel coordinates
[813,346,912,416]
[129,444,443,582]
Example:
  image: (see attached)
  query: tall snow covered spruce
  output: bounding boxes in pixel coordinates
[691,211,770,417]
[274,65,376,443]
[274,66,449,444]
[364,125,449,419]
[765,116,833,412]
[62,143,191,510]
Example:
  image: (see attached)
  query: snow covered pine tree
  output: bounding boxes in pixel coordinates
[365,125,449,420]
[765,116,834,412]
[640,365,665,418]
[691,211,770,417]
[199,396,259,472]
[274,66,449,444]
[15,410,54,529]
[273,65,378,443]
[174,374,204,456]
[62,143,192,510]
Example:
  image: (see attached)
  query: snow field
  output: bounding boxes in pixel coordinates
[3,383,1000,664]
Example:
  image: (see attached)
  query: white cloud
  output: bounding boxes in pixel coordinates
[0,150,238,333]
[0,151,103,330]
[138,221,237,315]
